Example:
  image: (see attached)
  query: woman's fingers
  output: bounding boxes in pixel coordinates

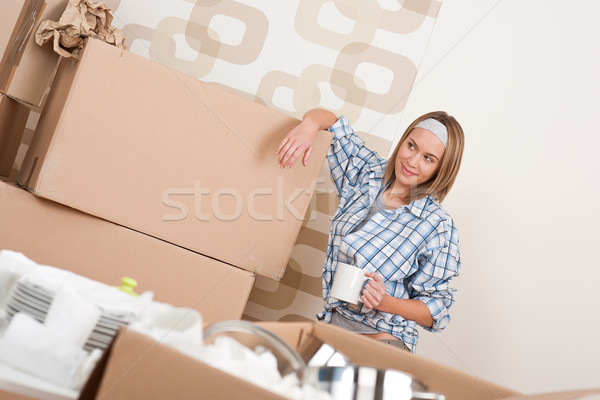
[361,288,381,309]
[276,136,289,155]
[283,148,300,168]
[277,136,294,161]
[278,137,313,168]
[365,272,383,283]
[302,147,313,166]
[277,120,319,168]
[277,141,295,167]
[361,272,386,309]
[280,145,302,168]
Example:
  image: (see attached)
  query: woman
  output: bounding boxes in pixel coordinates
[277,109,464,352]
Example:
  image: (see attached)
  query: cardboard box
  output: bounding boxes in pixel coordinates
[85,322,522,400]
[18,38,332,281]
[0,390,37,400]
[0,94,30,178]
[0,181,255,323]
[500,391,600,400]
[0,0,65,107]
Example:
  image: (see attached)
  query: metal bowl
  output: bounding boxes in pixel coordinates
[301,365,445,400]
[204,321,445,400]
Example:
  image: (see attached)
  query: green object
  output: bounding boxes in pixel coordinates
[117,277,139,296]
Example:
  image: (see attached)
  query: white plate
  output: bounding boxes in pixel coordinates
[85,337,110,350]
[89,330,115,344]
[10,290,51,312]
[5,303,45,323]
[91,323,119,336]
[16,282,53,302]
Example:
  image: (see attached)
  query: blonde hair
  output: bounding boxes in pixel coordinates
[383,111,464,203]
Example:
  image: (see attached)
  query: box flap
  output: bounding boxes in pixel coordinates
[0,95,30,178]
[500,391,600,400]
[95,328,288,400]
[256,322,519,400]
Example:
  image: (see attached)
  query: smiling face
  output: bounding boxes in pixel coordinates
[393,127,446,190]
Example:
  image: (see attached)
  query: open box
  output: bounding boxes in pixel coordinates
[81,322,600,400]
[0,0,66,108]
[80,321,581,400]
[0,181,256,399]
[0,94,30,179]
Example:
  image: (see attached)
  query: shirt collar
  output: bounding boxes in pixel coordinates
[377,182,433,218]
[367,162,434,217]
[406,196,431,218]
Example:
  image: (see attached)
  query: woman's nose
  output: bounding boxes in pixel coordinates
[406,152,418,166]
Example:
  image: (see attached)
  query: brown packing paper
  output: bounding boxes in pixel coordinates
[35,0,124,58]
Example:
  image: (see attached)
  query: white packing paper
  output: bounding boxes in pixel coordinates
[44,287,102,348]
[0,313,102,390]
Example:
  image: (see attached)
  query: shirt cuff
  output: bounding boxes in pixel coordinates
[417,296,451,332]
[328,115,354,140]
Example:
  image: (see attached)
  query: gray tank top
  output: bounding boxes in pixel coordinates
[350,184,389,233]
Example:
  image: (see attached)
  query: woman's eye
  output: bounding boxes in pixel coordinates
[424,156,432,162]
[408,143,415,150]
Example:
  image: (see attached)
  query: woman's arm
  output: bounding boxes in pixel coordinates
[276,108,337,168]
[361,273,434,328]
[304,108,339,130]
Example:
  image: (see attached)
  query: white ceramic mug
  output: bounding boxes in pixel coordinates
[330,262,370,304]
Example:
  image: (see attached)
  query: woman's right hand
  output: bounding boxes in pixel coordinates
[276,108,337,168]
[276,119,319,168]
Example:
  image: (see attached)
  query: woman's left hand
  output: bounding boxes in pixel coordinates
[361,272,387,310]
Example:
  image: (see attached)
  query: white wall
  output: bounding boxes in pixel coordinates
[398,0,600,394]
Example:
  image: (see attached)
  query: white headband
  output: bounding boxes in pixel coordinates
[415,118,448,147]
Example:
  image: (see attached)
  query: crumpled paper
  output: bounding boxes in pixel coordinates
[129,316,333,400]
[0,313,103,390]
[35,0,124,59]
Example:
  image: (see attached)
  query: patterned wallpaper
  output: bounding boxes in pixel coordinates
[103,0,443,322]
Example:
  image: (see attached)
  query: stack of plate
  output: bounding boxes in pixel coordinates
[4,281,130,352]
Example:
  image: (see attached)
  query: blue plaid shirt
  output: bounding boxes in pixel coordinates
[320,116,461,352]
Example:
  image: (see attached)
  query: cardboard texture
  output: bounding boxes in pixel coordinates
[0,0,66,107]
[18,38,333,280]
[0,390,37,400]
[0,95,30,178]
[0,182,255,323]
[87,322,524,400]
[501,391,600,400]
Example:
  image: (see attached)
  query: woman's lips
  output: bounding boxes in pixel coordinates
[401,164,416,176]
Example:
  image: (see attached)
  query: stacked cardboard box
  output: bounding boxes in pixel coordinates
[0,0,66,108]
[1,0,69,181]
[17,38,332,280]
[0,95,30,179]
[1,6,331,399]
[0,8,331,316]
[0,181,255,320]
